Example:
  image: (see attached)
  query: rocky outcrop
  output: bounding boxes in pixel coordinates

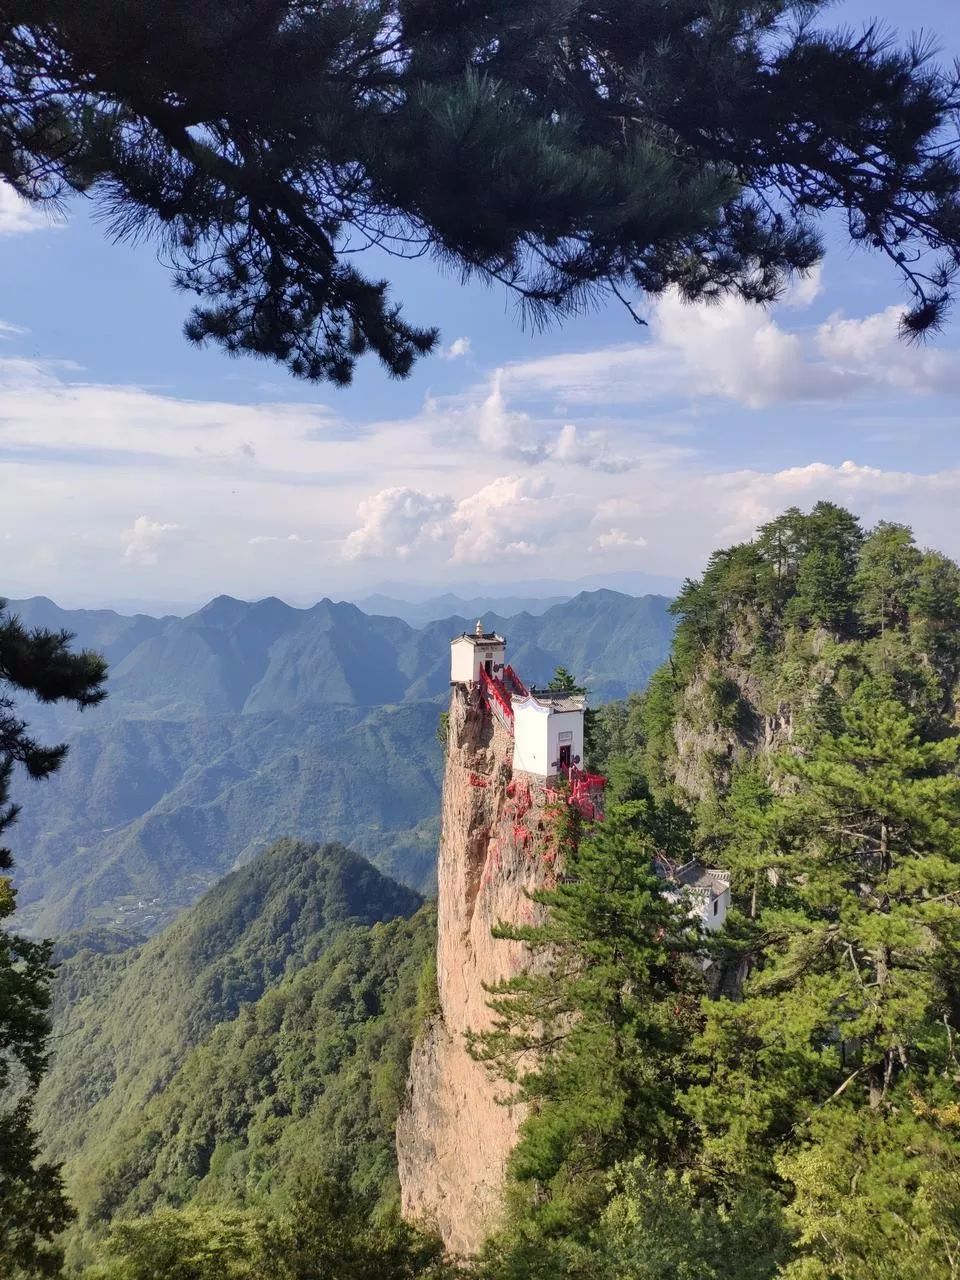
[397,684,553,1255]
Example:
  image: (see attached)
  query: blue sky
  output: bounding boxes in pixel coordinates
[2,0,960,610]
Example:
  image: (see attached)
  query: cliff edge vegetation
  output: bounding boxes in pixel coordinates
[473,505,960,1280]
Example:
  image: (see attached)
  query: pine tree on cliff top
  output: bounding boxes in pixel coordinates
[685,679,960,1278]
[472,800,702,1248]
[7,2,960,384]
[0,603,106,1277]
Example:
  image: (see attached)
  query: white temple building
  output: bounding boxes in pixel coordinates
[449,623,587,781]
[656,860,732,933]
[449,625,506,684]
[511,690,586,777]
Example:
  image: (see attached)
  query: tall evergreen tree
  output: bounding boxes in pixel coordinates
[473,802,701,1266]
[685,680,960,1277]
[0,603,106,1277]
[855,521,923,639]
[4,2,960,383]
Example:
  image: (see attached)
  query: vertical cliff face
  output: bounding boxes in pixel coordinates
[397,684,553,1255]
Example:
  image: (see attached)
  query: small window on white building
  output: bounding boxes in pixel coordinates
[713,899,719,915]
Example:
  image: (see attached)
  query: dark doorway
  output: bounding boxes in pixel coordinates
[558,744,572,770]
[485,659,493,675]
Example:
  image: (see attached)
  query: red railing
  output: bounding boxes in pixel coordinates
[479,667,514,731]
[561,766,607,821]
[502,664,528,698]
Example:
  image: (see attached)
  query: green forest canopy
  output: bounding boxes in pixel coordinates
[481,506,960,1280]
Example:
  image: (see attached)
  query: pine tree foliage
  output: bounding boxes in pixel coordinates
[472,801,702,1255]
[476,508,960,1278]
[78,1184,457,1280]
[684,682,960,1277]
[4,3,960,383]
[0,601,107,1278]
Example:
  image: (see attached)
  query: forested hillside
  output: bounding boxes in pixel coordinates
[8,591,673,936]
[480,504,960,1279]
[28,506,960,1280]
[38,839,431,1266]
[13,703,442,936]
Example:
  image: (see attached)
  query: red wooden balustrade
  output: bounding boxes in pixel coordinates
[479,666,514,730]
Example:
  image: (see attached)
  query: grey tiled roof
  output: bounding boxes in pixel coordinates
[526,689,587,712]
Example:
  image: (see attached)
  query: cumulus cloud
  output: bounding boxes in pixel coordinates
[441,374,637,471]
[0,184,64,236]
[816,307,960,395]
[121,516,185,565]
[547,423,633,473]
[446,474,558,564]
[651,289,856,408]
[473,371,545,461]
[342,474,569,567]
[782,265,824,309]
[590,528,648,553]
[342,487,454,560]
[502,279,960,410]
[442,336,472,360]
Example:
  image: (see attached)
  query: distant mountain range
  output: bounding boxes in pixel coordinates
[7,589,675,935]
[354,592,570,626]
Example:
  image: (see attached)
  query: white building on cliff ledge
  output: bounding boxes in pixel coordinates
[512,690,585,776]
[450,624,587,781]
[450,623,506,684]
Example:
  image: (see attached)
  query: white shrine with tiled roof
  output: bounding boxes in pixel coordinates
[450,622,604,817]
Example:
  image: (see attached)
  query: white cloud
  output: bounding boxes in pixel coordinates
[0,184,64,236]
[472,371,545,461]
[783,265,824,309]
[547,422,633,473]
[341,474,569,567]
[590,528,648,553]
[121,516,185,566]
[248,533,312,546]
[6,307,960,605]
[442,336,472,360]
[651,290,855,408]
[502,282,960,411]
[446,474,559,564]
[342,487,454,560]
[816,307,960,394]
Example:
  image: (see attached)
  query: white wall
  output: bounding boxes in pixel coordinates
[513,700,550,774]
[513,702,585,777]
[450,638,504,683]
[546,710,584,771]
[703,886,730,932]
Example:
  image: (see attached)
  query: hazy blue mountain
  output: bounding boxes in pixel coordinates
[12,702,442,937]
[355,592,570,626]
[6,589,674,935]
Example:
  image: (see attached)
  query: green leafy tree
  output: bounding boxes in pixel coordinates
[910,549,960,677]
[473,803,701,1256]
[685,681,960,1276]
[0,603,106,1277]
[595,1156,788,1280]
[81,1188,455,1280]
[546,667,584,696]
[6,2,960,384]
[789,502,864,631]
[855,521,923,639]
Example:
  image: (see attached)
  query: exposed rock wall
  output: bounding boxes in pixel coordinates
[397,685,552,1255]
